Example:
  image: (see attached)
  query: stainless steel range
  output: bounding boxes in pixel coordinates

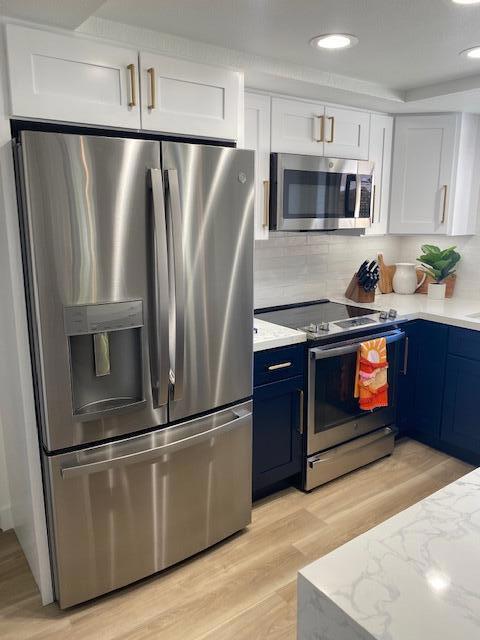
[255,300,406,491]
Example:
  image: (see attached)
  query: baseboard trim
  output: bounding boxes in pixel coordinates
[0,505,13,531]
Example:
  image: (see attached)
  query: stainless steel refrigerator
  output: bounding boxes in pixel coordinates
[16,131,254,608]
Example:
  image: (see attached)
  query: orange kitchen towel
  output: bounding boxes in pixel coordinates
[354,338,389,410]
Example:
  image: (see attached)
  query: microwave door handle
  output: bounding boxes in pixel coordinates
[148,169,169,408]
[310,330,405,360]
[165,168,185,402]
[354,174,362,218]
[344,174,357,217]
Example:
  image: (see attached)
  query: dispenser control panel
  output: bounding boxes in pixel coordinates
[64,301,143,335]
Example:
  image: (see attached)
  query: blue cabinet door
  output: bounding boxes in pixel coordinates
[441,355,480,455]
[253,375,303,494]
[397,321,448,441]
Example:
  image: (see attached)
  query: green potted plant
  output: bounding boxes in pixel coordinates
[416,244,461,300]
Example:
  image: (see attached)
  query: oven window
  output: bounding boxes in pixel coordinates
[283,169,357,219]
[313,341,397,435]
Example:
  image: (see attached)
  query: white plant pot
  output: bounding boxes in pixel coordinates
[428,282,446,300]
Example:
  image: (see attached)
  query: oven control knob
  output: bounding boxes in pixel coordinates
[318,322,330,332]
[379,310,388,321]
[388,308,398,319]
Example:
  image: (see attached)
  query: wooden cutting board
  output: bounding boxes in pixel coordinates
[377,253,395,294]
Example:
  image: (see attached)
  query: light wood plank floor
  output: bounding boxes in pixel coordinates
[0,439,473,640]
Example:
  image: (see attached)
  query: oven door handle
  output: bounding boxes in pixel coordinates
[310,329,404,361]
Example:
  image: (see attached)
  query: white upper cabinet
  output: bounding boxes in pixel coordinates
[271,97,325,155]
[271,97,370,159]
[365,114,393,236]
[323,106,370,160]
[243,92,271,240]
[5,25,141,129]
[389,114,479,235]
[139,52,242,140]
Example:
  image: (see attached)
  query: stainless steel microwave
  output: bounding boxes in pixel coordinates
[270,153,374,232]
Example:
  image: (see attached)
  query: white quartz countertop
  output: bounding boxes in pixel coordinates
[253,318,306,352]
[298,467,480,640]
[331,292,480,332]
[253,293,480,354]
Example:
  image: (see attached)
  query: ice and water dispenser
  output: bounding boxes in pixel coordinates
[64,301,146,420]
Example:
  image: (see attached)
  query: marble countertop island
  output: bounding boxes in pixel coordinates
[298,467,480,640]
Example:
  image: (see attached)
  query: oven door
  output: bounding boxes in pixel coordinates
[307,329,404,455]
[272,154,373,231]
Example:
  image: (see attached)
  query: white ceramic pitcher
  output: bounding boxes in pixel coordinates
[392,263,426,295]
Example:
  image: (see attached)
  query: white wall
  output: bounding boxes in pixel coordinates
[254,234,402,309]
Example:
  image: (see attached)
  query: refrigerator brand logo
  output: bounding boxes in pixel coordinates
[238,172,247,184]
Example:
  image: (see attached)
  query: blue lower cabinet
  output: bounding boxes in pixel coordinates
[253,375,304,495]
[397,320,448,442]
[441,355,480,455]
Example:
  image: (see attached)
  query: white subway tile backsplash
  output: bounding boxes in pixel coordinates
[254,233,402,308]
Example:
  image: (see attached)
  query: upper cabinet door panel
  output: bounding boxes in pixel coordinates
[244,92,271,240]
[389,114,457,234]
[365,114,393,236]
[324,106,370,160]
[6,25,140,129]
[271,97,325,155]
[140,52,242,140]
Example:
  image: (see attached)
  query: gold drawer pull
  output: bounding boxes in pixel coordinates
[267,361,292,371]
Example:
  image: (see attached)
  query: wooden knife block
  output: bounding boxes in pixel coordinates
[345,273,375,303]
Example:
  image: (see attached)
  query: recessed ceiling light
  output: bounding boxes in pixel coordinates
[460,45,480,58]
[452,0,480,5]
[310,34,359,50]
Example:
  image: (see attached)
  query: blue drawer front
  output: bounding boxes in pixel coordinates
[254,344,303,386]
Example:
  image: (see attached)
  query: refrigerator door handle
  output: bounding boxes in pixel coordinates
[60,405,252,479]
[148,168,170,408]
[165,168,185,402]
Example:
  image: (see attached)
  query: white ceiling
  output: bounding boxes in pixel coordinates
[4,0,480,112]
[0,0,105,29]
[95,0,480,92]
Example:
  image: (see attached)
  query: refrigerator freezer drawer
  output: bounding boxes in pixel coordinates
[305,427,395,491]
[46,401,252,608]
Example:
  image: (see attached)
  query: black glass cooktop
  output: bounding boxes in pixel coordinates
[255,299,376,330]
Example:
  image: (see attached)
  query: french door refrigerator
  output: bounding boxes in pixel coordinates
[16,131,254,608]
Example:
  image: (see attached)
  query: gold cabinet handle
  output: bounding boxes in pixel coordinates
[263,179,270,228]
[314,115,324,142]
[441,184,448,224]
[371,184,377,224]
[127,63,137,108]
[327,116,335,143]
[147,67,156,110]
